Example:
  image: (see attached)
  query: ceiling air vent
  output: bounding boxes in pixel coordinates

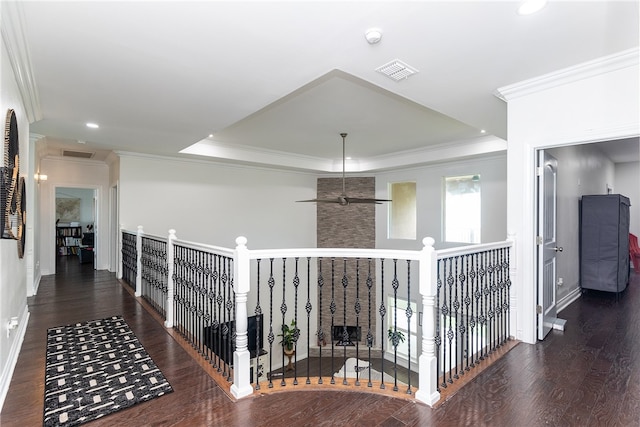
[62,150,94,159]
[375,59,419,81]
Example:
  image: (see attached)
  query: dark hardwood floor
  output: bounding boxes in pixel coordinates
[2,257,640,426]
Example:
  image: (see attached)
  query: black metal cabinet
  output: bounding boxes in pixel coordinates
[580,194,630,293]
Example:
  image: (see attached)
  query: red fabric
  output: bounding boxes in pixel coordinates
[630,234,640,273]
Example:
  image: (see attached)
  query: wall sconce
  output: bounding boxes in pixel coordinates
[34,173,48,183]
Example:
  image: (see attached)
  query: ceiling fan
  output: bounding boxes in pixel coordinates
[297,133,392,206]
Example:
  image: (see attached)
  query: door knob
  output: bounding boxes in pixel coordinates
[553,246,563,252]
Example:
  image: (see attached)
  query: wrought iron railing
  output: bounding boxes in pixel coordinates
[121,230,137,289]
[172,239,235,381]
[140,234,168,318]
[247,255,417,395]
[119,226,515,407]
[435,242,514,392]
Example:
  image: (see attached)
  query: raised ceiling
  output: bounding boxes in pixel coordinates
[13,1,640,169]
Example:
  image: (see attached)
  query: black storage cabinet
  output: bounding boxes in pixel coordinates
[580,194,630,293]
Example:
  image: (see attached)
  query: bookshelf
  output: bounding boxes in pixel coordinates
[56,226,82,256]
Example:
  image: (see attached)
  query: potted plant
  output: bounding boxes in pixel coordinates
[279,319,299,353]
[387,327,405,348]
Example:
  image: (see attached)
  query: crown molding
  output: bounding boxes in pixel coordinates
[495,47,639,102]
[178,135,506,173]
[180,139,334,171]
[113,150,321,176]
[1,1,42,123]
[359,135,507,171]
[41,155,109,168]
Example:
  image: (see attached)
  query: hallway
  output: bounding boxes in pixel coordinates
[1,258,639,426]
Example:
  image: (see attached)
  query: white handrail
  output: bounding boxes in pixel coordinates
[436,240,513,259]
[172,238,235,258]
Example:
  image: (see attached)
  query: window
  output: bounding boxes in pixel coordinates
[387,296,418,362]
[443,175,481,244]
[388,182,416,240]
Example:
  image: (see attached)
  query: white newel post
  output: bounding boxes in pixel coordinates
[164,229,176,328]
[231,236,253,399]
[507,232,517,339]
[135,225,143,297]
[415,237,441,406]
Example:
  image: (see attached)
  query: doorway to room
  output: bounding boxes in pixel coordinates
[54,187,97,270]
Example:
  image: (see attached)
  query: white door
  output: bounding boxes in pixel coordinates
[537,151,562,340]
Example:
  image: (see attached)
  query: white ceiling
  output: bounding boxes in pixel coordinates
[16,1,640,169]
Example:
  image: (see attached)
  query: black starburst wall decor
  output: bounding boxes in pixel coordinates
[2,108,25,258]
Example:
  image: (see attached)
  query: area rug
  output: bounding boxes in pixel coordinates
[334,357,405,385]
[43,315,173,427]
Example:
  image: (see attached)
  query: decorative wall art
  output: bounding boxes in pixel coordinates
[2,108,25,258]
[56,198,81,223]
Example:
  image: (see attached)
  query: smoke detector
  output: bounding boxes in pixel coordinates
[364,28,382,44]
[375,59,419,81]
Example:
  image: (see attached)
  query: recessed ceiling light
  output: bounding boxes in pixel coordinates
[480,129,486,134]
[86,122,99,129]
[208,134,214,138]
[517,0,547,15]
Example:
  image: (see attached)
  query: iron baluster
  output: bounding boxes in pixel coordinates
[216,254,224,372]
[447,257,454,384]
[267,258,275,388]
[464,254,472,372]
[450,256,462,379]
[405,259,413,395]
[366,259,373,388]
[341,258,348,385]
[254,259,262,390]
[280,257,287,387]
[305,257,312,385]
[317,259,324,385]
[379,258,386,390]
[293,257,300,386]
[469,253,477,369]
[391,259,399,391]
[329,258,336,385]
[435,260,442,391]
[354,259,361,387]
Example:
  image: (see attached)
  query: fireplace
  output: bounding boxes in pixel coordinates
[332,325,361,346]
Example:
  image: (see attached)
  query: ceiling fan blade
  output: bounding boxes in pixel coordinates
[345,198,392,204]
[296,199,341,203]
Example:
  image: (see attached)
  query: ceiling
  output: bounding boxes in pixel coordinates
[15,1,640,170]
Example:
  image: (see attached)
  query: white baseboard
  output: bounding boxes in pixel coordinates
[0,305,30,412]
[557,285,582,313]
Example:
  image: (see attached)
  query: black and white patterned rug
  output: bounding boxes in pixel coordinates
[43,315,173,427]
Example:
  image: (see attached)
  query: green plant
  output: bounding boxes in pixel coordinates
[387,327,405,348]
[278,319,299,351]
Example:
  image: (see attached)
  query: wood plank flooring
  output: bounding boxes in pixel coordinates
[1,257,640,426]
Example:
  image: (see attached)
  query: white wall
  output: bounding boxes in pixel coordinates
[504,51,639,344]
[547,144,615,305]
[39,158,110,274]
[118,154,318,249]
[376,154,507,251]
[615,161,639,237]
[0,27,29,411]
